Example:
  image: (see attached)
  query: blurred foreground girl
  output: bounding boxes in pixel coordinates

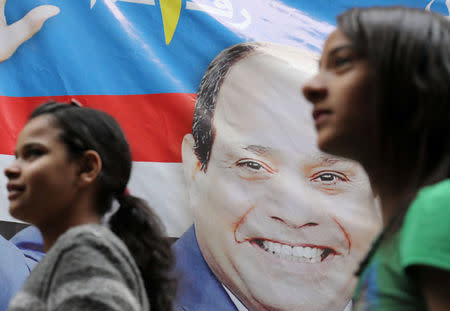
[5,102,175,311]
[303,6,450,311]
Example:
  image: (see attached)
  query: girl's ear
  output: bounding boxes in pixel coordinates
[78,150,102,187]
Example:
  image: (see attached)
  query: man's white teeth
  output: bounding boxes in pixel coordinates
[262,241,326,263]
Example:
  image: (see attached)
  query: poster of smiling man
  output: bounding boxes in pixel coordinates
[173,42,381,311]
[0,1,449,311]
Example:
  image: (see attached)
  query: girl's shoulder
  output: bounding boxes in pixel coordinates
[51,224,136,271]
[405,179,450,223]
[54,224,124,252]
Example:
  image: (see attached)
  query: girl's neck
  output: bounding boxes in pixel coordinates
[377,190,408,226]
[40,215,101,251]
[370,172,415,227]
[38,198,101,251]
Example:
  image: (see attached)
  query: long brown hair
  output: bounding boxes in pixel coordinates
[338,7,450,192]
[337,7,450,275]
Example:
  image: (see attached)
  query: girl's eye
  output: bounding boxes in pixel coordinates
[23,148,45,160]
[334,56,352,68]
[310,172,348,185]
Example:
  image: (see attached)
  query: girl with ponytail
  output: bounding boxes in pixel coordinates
[5,101,176,311]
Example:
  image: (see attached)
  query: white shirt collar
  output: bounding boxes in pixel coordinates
[344,300,353,311]
[222,285,249,311]
[222,284,352,311]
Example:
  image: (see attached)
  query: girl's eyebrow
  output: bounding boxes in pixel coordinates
[328,44,354,57]
[16,142,46,156]
[319,44,355,67]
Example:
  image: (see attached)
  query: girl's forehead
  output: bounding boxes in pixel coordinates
[321,30,352,56]
[17,115,60,143]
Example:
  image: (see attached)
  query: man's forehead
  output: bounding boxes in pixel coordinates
[256,43,319,75]
[226,45,317,81]
[209,44,318,153]
[214,53,314,128]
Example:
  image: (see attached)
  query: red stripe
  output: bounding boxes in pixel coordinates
[0,94,196,162]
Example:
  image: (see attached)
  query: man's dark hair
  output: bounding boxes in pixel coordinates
[192,42,261,171]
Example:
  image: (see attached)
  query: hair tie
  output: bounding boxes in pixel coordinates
[70,99,83,107]
[115,188,131,206]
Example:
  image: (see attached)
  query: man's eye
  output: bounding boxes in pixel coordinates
[310,172,348,185]
[236,160,263,170]
[234,158,277,180]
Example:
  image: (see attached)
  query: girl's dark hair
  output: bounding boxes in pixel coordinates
[338,7,450,276]
[338,7,450,190]
[30,101,176,310]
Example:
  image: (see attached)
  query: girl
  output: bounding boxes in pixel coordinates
[302,6,450,311]
[5,101,176,311]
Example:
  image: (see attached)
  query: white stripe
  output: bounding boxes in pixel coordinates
[0,155,193,237]
[49,277,141,311]
[0,154,16,224]
[128,161,193,237]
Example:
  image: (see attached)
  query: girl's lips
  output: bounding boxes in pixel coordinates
[8,190,22,200]
[6,184,25,200]
[312,108,332,128]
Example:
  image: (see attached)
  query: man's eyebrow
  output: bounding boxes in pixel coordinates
[243,145,272,155]
[316,156,345,165]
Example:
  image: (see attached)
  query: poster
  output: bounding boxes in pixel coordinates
[0,0,448,310]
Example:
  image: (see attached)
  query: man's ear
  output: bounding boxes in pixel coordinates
[77,150,102,187]
[182,133,201,182]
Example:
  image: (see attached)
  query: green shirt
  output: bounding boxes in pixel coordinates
[353,179,450,311]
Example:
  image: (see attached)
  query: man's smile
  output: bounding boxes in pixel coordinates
[250,238,339,263]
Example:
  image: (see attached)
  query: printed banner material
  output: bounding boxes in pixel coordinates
[0,1,448,310]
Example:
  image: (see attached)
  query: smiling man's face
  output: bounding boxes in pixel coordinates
[183,45,381,311]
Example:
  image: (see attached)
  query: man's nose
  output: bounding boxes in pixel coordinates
[266,173,328,224]
[269,215,319,230]
[302,74,328,104]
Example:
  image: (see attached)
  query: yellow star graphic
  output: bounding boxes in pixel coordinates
[90,0,182,45]
[159,0,182,45]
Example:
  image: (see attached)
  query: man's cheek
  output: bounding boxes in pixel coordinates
[338,195,380,237]
[210,169,251,196]
[332,206,379,258]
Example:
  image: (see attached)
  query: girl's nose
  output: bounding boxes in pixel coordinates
[4,161,20,179]
[302,75,328,104]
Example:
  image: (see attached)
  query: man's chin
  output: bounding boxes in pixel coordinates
[217,257,352,310]
[230,269,350,311]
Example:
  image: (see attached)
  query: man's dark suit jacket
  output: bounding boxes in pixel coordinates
[172,225,238,311]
